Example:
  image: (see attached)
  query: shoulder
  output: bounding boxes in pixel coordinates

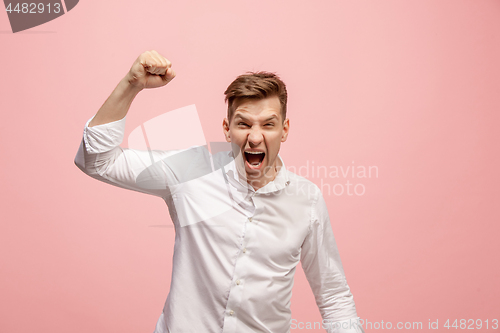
[285,170,332,233]
[156,145,213,184]
[284,170,322,203]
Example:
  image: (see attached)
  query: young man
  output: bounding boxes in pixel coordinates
[75,50,364,333]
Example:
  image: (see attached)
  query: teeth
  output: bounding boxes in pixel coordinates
[246,151,264,154]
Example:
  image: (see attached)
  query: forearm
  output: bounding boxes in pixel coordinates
[88,77,142,127]
[75,50,176,197]
[301,191,363,332]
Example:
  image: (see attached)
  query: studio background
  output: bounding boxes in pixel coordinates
[1,0,499,332]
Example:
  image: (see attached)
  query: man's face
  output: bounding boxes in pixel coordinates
[223,96,289,188]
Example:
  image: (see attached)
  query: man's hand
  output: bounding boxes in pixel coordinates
[88,50,175,127]
[125,50,176,90]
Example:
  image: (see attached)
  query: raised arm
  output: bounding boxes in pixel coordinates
[74,51,182,198]
[89,50,176,127]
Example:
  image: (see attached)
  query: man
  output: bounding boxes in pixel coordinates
[75,50,364,333]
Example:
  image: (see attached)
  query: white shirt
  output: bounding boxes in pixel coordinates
[74,115,365,333]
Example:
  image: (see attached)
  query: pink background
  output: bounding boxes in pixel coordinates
[1,0,499,332]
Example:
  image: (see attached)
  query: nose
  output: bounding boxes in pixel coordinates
[247,128,263,147]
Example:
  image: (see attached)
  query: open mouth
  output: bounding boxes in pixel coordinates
[244,151,265,168]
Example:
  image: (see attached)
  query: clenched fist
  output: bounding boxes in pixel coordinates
[125,50,176,90]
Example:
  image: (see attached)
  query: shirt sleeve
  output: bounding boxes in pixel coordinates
[300,190,365,333]
[74,115,187,198]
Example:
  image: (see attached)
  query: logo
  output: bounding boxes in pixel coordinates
[4,0,79,33]
[124,104,243,227]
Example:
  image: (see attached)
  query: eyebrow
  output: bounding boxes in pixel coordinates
[233,114,279,122]
[263,115,279,122]
[233,114,248,122]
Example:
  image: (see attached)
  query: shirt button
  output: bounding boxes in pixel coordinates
[229,310,234,316]
[248,217,253,222]
[242,248,247,253]
[236,279,241,285]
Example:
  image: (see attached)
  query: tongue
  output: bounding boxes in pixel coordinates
[246,153,263,165]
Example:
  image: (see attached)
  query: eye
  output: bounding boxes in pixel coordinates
[264,123,274,127]
[238,122,250,127]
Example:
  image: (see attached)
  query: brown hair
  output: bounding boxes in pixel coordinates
[224,71,288,122]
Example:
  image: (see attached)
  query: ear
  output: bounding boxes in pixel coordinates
[281,118,290,142]
[222,118,231,142]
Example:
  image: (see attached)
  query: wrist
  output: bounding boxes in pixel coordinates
[121,75,144,94]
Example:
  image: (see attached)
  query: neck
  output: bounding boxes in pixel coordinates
[246,166,277,190]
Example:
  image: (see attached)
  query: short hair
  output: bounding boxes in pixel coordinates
[224,71,288,122]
